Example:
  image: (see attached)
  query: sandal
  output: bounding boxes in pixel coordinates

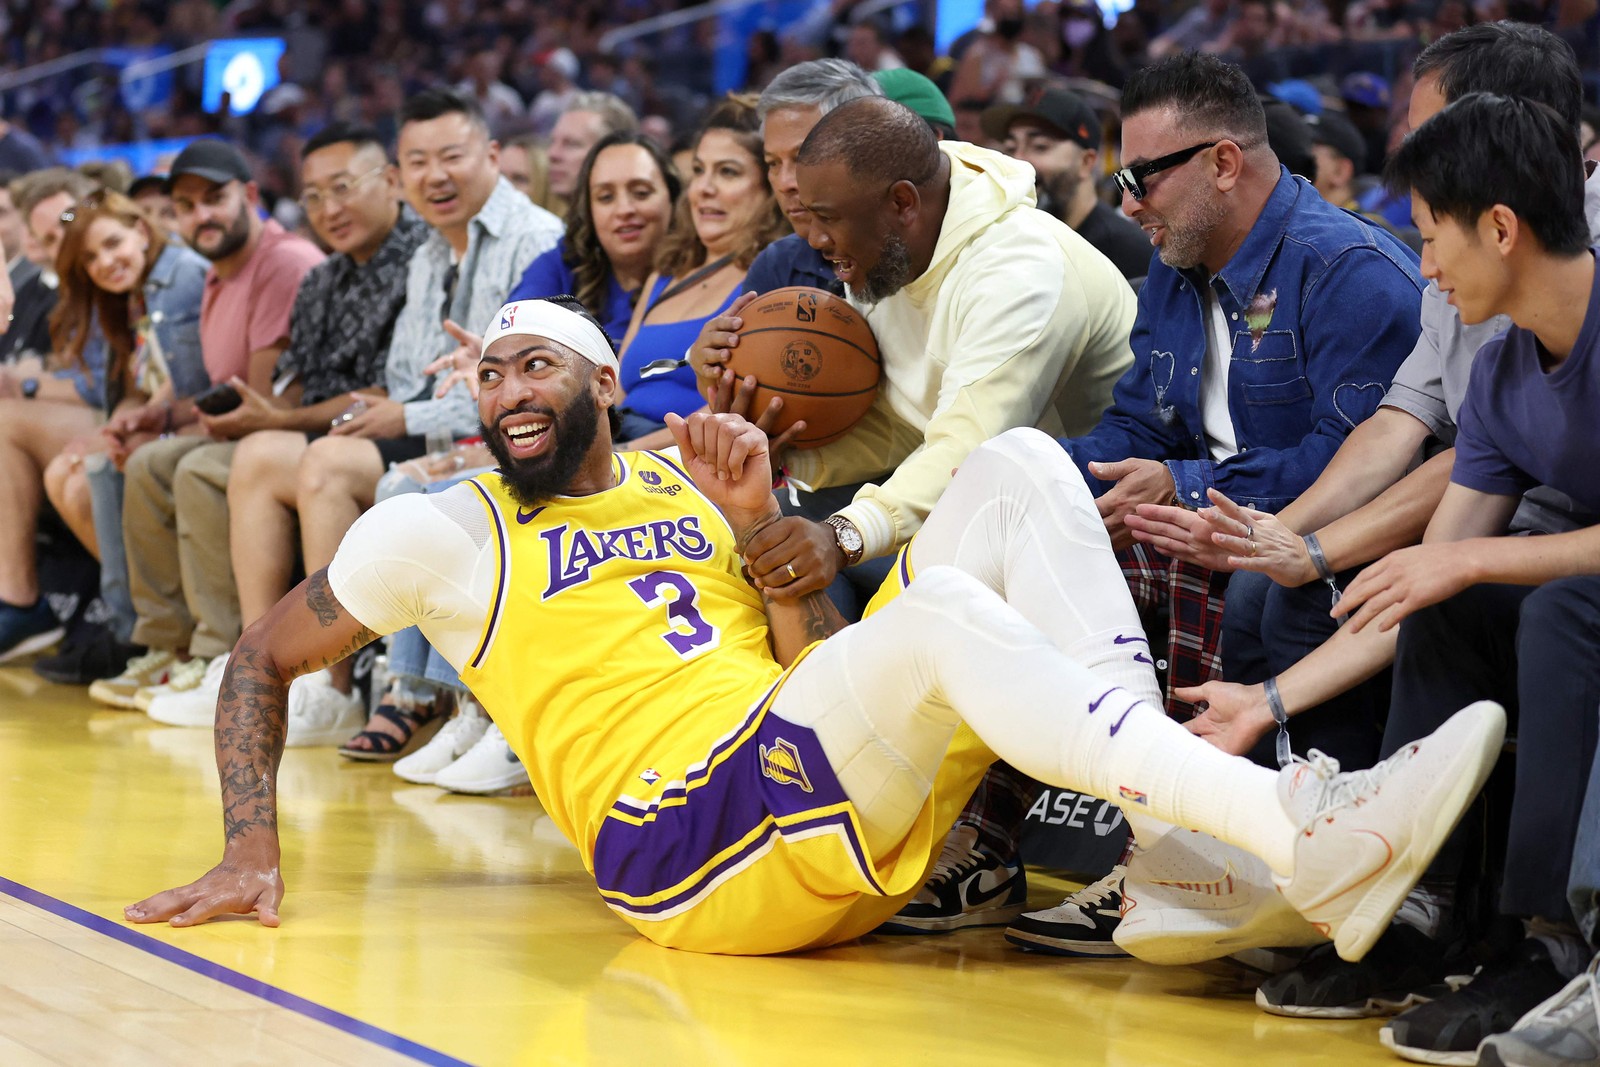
[339,687,452,763]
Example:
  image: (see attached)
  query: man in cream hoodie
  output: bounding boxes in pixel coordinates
[739,96,1136,606]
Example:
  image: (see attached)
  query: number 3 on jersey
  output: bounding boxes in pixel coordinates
[628,571,720,658]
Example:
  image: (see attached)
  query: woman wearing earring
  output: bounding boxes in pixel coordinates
[41,190,209,548]
[609,93,789,448]
[16,191,210,672]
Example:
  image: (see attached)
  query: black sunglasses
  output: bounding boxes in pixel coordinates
[1113,141,1219,201]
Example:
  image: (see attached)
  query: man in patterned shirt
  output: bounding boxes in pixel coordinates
[91,125,425,722]
[189,89,560,740]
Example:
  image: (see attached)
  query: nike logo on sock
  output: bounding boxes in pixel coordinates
[1109,701,1135,736]
[1113,634,1148,645]
[1088,690,1115,714]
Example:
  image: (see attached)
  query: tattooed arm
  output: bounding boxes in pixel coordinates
[661,410,851,663]
[762,587,847,667]
[124,569,380,929]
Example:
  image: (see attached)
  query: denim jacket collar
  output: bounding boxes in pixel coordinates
[143,242,188,294]
[1185,166,1298,307]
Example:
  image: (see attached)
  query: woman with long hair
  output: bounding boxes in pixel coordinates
[0,188,207,662]
[610,92,789,447]
[41,190,209,552]
[508,130,681,340]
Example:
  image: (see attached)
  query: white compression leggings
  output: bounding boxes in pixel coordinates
[768,429,1296,876]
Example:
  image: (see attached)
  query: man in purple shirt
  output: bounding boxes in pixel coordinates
[1298,92,1600,1064]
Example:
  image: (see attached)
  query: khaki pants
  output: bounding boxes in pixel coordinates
[124,436,239,659]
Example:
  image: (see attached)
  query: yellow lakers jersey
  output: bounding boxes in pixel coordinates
[459,450,786,860]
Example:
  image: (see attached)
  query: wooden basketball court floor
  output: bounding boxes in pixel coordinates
[0,663,1412,1066]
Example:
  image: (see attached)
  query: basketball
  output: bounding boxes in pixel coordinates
[725,286,880,448]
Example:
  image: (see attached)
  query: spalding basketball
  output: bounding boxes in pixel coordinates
[725,286,880,448]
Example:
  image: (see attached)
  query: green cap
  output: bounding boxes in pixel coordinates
[873,69,956,134]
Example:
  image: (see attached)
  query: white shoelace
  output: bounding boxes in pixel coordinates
[929,847,988,887]
[120,649,169,677]
[1059,865,1124,909]
[1530,959,1600,1028]
[1286,748,1405,824]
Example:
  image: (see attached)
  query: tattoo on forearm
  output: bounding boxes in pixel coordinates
[798,590,846,644]
[306,570,339,628]
[214,572,379,847]
[216,648,288,845]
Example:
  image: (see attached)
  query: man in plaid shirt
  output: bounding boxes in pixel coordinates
[879,52,1423,953]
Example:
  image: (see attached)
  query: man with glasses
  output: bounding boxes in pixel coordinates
[177,88,560,743]
[912,51,1425,952]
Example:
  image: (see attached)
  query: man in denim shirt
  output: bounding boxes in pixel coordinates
[903,53,1424,948]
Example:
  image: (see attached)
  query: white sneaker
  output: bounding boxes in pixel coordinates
[88,649,177,709]
[434,722,529,796]
[1114,830,1322,966]
[146,655,228,727]
[284,670,366,747]
[394,698,490,785]
[1275,700,1506,962]
[134,653,211,712]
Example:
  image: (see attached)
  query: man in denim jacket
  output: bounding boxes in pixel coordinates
[887,53,1424,947]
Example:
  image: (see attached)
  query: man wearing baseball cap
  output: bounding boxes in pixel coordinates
[113,136,323,727]
[983,87,1150,280]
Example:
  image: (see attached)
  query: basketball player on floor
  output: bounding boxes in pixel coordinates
[127,296,1504,962]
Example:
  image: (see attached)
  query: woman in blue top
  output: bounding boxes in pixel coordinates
[612,93,789,447]
[42,190,209,561]
[506,132,681,342]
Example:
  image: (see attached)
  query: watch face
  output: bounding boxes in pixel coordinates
[834,522,863,552]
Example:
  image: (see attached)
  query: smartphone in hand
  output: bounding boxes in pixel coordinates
[193,382,243,416]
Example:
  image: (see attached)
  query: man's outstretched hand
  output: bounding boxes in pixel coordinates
[125,856,284,928]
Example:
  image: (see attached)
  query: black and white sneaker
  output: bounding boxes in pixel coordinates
[1004,866,1129,957]
[1380,939,1569,1065]
[1257,923,1471,1019]
[876,847,1027,934]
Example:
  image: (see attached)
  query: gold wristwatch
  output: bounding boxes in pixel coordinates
[824,515,865,567]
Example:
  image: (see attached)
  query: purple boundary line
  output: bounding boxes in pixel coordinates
[0,875,473,1067]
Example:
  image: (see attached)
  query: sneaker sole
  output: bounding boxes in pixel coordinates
[0,627,65,664]
[1377,1023,1478,1065]
[435,777,533,797]
[286,711,367,748]
[1004,928,1130,957]
[1328,701,1506,963]
[146,705,216,727]
[88,681,164,709]
[1115,900,1324,966]
[876,902,1029,935]
[1257,985,1441,1019]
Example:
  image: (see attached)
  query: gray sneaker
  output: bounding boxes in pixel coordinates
[1477,955,1600,1067]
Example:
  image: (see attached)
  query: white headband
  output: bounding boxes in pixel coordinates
[481,299,619,372]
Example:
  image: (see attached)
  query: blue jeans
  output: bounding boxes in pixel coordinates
[1220,568,1387,770]
[84,456,135,643]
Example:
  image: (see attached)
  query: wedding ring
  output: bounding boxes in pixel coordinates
[1245,524,1254,539]
[785,563,798,580]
